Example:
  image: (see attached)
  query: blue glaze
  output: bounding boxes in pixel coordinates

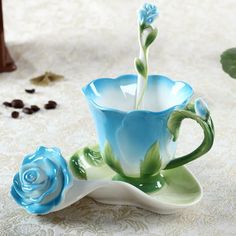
[138,3,159,25]
[11,147,71,214]
[194,98,209,120]
[83,74,193,177]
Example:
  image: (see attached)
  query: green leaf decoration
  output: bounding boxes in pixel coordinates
[140,142,161,177]
[103,142,125,176]
[69,151,87,180]
[145,28,158,48]
[167,110,187,142]
[220,48,236,79]
[135,58,146,77]
[140,23,152,32]
[185,102,195,113]
[83,146,104,167]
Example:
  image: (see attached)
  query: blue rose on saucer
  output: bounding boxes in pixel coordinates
[11,146,71,214]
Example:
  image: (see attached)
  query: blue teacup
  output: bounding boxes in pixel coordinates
[83,74,214,192]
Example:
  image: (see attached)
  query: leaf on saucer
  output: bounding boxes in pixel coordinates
[30,71,64,86]
[69,151,87,180]
[140,141,161,177]
[83,145,104,167]
[220,48,236,79]
[103,142,125,176]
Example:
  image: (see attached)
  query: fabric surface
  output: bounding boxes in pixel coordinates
[0,0,236,235]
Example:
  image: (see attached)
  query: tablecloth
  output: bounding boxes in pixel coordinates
[0,0,236,235]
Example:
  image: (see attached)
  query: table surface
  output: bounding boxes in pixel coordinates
[1,0,236,235]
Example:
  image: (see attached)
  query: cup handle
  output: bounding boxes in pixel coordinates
[164,98,215,170]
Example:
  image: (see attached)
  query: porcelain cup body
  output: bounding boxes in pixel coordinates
[83,74,193,178]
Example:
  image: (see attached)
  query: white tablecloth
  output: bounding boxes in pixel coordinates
[1,0,236,235]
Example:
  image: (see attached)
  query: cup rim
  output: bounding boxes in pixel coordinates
[82,74,194,115]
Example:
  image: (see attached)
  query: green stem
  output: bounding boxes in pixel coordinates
[135,25,149,109]
[165,109,214,169]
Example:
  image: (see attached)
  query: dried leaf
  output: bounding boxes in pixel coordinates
[30,71,64,86]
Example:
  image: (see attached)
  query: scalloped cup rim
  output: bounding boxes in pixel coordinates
[82,74,194,115]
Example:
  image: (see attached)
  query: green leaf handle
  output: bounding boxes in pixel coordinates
[165,104,214,169]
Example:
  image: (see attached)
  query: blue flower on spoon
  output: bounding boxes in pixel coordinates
[138,3,159,25]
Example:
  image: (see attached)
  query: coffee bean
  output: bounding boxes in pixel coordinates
[3,101,12,107]
[31,105,40,112]
[22,107,33,114]
[48,100,57,106]
[11,99,24,109]
[44,103,56,110]
[25,89,35,94]
[44,100,57,110]
[11,111,19,119]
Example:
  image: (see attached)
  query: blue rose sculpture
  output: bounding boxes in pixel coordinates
[11,146,72,214]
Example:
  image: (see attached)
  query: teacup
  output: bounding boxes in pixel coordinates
[83,74,214,192]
